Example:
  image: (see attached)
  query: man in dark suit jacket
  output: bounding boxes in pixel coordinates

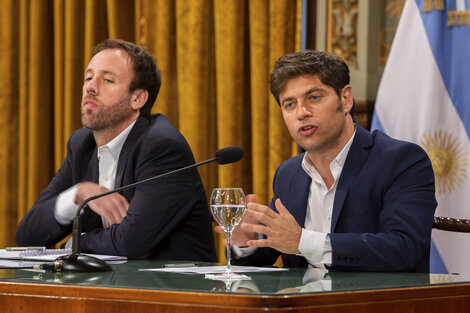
[16,39,217,262]
[230,50,436,272]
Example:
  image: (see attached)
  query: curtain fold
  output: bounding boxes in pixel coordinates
[0,0,20,246]
[174,0,221,194]
[18,0,54,220]
[249,0,270,206]
[0,0,301,261]
[84,0,109,62]
[214,0,247,188]
[53,0,86,167]
[139,0,178,124]
[106,0,135,41]
[268,0,299,193]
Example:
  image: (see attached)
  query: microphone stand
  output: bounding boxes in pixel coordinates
[51,145,243,272]
[71,158,218,255]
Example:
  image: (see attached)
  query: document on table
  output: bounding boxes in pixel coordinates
[0,249,127,262]
[139,265,288,274]
[0,259,44,269]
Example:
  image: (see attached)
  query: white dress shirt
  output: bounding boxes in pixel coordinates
[54,121,136,226]
[298,129,355,267]
[234,129,356,268]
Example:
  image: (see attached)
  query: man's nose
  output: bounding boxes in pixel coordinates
[297,102,312,119]
[85,78,98,95]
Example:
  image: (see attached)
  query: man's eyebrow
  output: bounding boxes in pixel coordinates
[280,96,295,106]
[280,87,325,105]
[84,69,118,76]
[303,87,324,96]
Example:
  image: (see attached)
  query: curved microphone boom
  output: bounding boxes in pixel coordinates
[51,146,244,272]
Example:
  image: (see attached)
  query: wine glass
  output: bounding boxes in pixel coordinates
[205,188,251,282]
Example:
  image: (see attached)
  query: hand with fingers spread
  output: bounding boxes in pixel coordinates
[242,198,302,255]
[215,194,259,247]
[75,182,129,226]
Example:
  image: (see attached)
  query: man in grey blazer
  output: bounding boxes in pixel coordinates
[230,50,436,272]
[16,39,217,262]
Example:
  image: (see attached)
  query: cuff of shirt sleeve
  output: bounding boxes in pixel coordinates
[298,229,332,265]
[232,232,263,259]
[232,245,257,259]
[54,184,80,225]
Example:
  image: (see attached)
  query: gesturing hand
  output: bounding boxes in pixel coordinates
[242,198,301,254]
[75,182,129,225]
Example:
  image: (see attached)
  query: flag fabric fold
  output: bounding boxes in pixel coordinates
[372,0,470,275]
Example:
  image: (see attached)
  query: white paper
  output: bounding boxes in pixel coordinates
[0,259,43,269]
[0,249,127,262]
[139,265,288,274]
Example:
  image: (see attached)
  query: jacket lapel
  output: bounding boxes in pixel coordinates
[91,147,99,183]
[81,146,102,231]
[114,116,150,189]
[331,124,373,231]
[289,161,311,228]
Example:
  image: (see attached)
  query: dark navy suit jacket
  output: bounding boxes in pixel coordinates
[235,124,437,272]
[16,114,217,262]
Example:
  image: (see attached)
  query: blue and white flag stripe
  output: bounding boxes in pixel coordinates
[450,0,470,10]
[372,0,470,275]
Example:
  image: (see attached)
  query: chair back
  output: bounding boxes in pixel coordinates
[433,216,470,233]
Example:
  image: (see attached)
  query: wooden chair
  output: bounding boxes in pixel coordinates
[433,216,470,233]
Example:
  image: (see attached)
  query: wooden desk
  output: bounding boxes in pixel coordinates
[1,260,469,312]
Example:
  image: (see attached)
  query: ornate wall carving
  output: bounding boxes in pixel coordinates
[328,0,359,68]
[323,0,406,129]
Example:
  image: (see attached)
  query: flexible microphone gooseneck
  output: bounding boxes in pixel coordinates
[49,146,244,272]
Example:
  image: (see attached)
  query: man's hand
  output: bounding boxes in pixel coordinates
[75,182,129,225]
[242,198,301,254]
[214,194,258,247]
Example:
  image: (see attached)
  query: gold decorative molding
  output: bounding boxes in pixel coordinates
[327,0,359,68]
[422,0,444,12]
[447,10,470,26]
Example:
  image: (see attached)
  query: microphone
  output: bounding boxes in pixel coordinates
[53,146,244,272]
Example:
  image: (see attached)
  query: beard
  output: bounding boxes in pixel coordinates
[81,95,134,131]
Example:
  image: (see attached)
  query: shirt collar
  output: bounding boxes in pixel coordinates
[97,120,136,161]
[301,127,357,181]
[333,127,356,171]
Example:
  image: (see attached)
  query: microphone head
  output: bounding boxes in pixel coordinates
[215,146,244,165]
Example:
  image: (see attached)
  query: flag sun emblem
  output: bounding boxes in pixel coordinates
[421,131,467,195]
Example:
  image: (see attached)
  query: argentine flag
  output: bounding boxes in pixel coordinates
[372,0,470,275]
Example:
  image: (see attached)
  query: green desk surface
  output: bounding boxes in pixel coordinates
[0,260,468,295]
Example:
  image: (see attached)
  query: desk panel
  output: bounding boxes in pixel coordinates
[1,260,469,312]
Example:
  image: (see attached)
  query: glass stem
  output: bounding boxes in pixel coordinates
[226,231,232,275]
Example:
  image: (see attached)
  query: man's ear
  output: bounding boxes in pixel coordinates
[130,89,148,110]
[341,85,353,114]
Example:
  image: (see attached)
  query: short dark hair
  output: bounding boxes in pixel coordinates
[270,50,350,105]
[91,39,161,118]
